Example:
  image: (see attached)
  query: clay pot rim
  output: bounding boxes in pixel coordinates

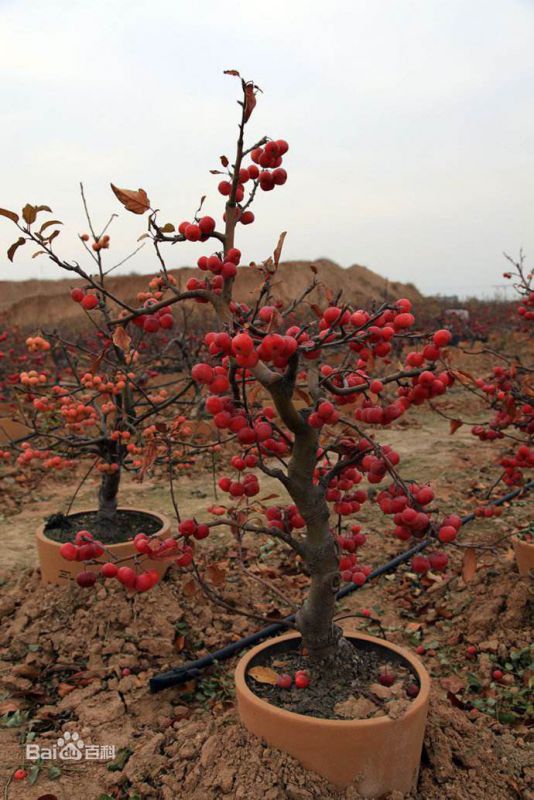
[36,506,171,551]
[235,630,430,728]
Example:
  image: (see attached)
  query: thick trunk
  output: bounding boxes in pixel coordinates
[97,469,121,524]
[295,518,341,659]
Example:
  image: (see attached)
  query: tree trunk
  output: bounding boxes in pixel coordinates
[97,468,121,525]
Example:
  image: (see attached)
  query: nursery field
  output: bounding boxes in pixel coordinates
[0,369,532,800]
[0,67,532,800]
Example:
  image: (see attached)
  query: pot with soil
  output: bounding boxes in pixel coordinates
[37,506,171,585]
[512,532,534,577]
[235,630,430,796]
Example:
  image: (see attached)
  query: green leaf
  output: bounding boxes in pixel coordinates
[28,764,40,785]
[47,765,62,779]
[106,747,132,771]
[0,208,19,224]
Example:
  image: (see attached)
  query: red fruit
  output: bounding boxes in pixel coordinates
[178,221,189,235]
[198,216,216,235]
[438,525,457,544]
[179,519,197,536]
[275,139,289,155]
[194,524,210,540]
[81,294,98,310]
[272,168,287,185]
[184,224,201,242]
[192,363,214,384]
[101,562,118,578]
[492,669,504,682]
[416,486,434,505]
[13,769,27,781]
[232,332,254,356]
[117,566,137,588]
[135,572,155,592]
[76,570,97,588]
[71,288,84,302]
[240,210,255,225]
[75,530,93,545]
[143,315,160,333]
[412,556,430,574]
[159,314,174,329]
[466,645,477,658]
[276,673,292,689]
[406,683,419,698]
[379,671,395,687]
[294,671,310,689]
[59,542,78,561]
[433,329,452,348]
[415,645,426,655]
[225,247,241,264]
[218,180,232,196]
[352,571,367,586]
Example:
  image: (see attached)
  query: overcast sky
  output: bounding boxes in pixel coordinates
[1,0,533,297]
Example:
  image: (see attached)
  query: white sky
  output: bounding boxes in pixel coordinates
[0,0,533,297]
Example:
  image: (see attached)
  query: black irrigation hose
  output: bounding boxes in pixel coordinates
[149,479,534,692]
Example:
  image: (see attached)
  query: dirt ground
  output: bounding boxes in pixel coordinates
[0,386,533,799]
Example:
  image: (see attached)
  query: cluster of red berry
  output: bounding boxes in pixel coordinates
[276,668,309,689]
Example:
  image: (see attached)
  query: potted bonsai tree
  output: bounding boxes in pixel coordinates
[53,71,467,796]
[0,196,203,584]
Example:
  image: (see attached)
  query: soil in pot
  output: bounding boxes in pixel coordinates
[246,635,419,721]
[43,509,162,544]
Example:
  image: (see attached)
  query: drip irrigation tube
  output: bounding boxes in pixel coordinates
[149,479,534,692]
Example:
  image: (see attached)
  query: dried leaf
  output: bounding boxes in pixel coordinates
[0,208,19,224]
[110,184,150,214]
[32,250,47,258]
[7,237,25,262]
[57,682,75,697]
[248,666,279,685]
[209,169,225,175]
[39,219,63,234]
[206,563,226,587]
[183,579,197,598]
[244,83,257,122]
[309,264,318,275]
[220,155,229,168]
[224,69,241,77]
[449,419,463,435]
[22,204,37,224]
[273,231,287,267]
[112,325,131,353]
[160,223,175,233]
[175,635,186,652]
[35,205,52,214]
[462,548,478,583]
[0,699,21,715]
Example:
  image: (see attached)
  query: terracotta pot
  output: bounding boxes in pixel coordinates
[512,536,534,577]
[36,507,171,586]
[235,631,430,796]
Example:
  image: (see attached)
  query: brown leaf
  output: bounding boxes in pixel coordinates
[175,635,186,652]
[273,231,287,266]
[462,547,478,583]
[449,419,463,435]
[183,579,197,598]
[22,203,37,224]
[0,699,21,715]
[0,208,19,224]
[440,675,465,694]
[244,83,257,122]
[248,666,279,685]
[220,155,229,168]
[206,563,226,587]
[224,69,241,77]
[160,222,175,233]
[112,325,131,353]
[309,264,318,274]
[35,205,52,214]
[7,237,25,262]
[57,682,75,697]
[110,184,150,214]
[39,219,63,234]
[32,250,47,258]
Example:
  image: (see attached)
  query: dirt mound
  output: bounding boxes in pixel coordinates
[0,557,531,800]
[1,259,422,330]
